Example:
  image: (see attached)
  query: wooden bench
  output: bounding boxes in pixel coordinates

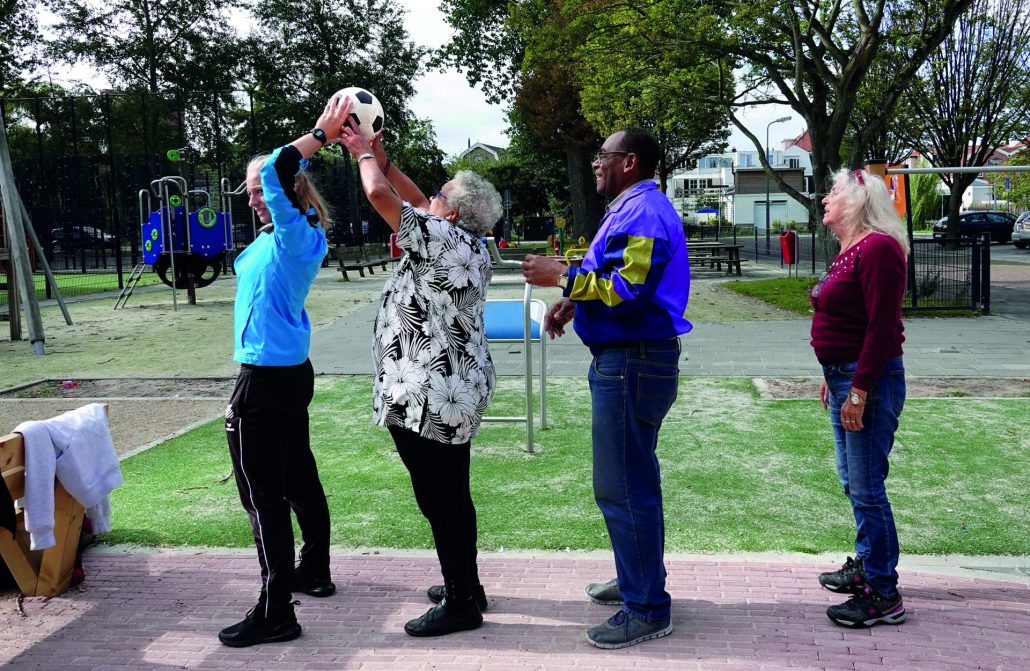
[687,243,745,276]
[335,244,400,281]
[0,404,108,597]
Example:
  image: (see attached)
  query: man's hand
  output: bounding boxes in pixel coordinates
[544,298,574,339]
[522,254,567,287]
[819,379,829,410]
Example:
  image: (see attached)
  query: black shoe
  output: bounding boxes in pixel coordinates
[827,585,906,628]
[218,605,302,647]
[292,565,336,597]
[819,556,867,594]
[404,599,483,637]
[426,584,488,612]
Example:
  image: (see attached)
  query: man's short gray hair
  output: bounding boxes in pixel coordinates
[448,170,503,236]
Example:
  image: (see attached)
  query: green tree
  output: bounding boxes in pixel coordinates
[438,0,605,239]
[901,0,1030,239]
[0,0,40,95]
[569,7,730,193]
[389,118,448,195]
[909,161,944,230]
[245,0,425,151]
[989,150,1030,209]
[564,0,975,231]
[44,0,244,93]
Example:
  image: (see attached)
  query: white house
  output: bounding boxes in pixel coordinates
[665,153,734,223]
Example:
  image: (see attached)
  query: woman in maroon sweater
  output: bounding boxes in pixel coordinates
[810,168,909,629]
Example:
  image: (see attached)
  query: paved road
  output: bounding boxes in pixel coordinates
[312,264,1030,378]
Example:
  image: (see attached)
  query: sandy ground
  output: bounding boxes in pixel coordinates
[759,376,1030,400]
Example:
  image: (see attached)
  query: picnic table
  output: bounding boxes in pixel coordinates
[687,241,745,276]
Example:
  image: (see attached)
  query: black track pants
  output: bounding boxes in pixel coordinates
[225,359,330,616]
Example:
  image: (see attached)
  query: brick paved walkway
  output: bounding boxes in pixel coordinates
[2,551,1027,670]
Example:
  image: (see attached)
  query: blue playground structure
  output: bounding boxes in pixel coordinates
[122,149,235,309]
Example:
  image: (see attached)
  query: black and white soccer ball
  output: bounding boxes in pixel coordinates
[334,87,385,141]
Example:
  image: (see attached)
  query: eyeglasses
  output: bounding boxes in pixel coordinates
[850,169,865,186]
[431,188,448,202]
[594,150,630,163]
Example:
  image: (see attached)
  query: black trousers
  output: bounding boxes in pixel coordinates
[388,426,479,601]
[225,359,331,617]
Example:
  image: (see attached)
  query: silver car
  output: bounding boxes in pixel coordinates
[1014,212,1030,249]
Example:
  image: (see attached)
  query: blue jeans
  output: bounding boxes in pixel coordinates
[823,357,906,598]
[588,339,680,621]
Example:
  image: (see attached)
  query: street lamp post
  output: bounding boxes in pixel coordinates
[765,116,792,252]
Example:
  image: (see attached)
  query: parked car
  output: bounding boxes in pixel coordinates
[50,226,115,249]
[932,211,1016,243]
[1013,211,1030,249]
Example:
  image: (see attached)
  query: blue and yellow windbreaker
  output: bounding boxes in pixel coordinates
[233,145,327,366]
[564,181,691,348]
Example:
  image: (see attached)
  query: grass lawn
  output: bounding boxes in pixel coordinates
[721,276,979,318]
[109,376,1029,555]
[721,277,818,315]
[0,271,162,301]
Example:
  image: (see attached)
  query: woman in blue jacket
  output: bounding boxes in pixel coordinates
[218,98,347,648]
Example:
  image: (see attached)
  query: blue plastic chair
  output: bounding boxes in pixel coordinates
[482,282,547,453]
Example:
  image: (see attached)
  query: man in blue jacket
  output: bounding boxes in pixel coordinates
[522,127,691,649]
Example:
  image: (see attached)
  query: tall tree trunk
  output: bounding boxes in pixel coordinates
[944,173,977,240]
[565,145,605,243]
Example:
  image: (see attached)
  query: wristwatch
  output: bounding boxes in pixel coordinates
[310,128,327,145]
[848,391,866,406]
[557,270,569,289]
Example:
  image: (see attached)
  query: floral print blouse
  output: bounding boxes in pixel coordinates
[372,204,495,444]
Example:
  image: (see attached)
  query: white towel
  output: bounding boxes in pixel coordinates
[14,403,122,549]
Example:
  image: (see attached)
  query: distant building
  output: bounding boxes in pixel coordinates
[667,137,814,229]
[458,142,507,163]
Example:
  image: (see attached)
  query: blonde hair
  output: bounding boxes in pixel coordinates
[247,154,331,229]
[829,168,910,255]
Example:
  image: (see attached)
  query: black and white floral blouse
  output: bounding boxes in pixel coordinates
[372,204,495,444]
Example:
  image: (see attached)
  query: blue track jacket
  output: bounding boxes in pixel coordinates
[563,181,691,348]
[233,145,327,366]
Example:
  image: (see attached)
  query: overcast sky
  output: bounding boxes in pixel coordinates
[44,0,806,159]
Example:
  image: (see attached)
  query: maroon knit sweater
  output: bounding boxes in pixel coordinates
[810,232,907,393]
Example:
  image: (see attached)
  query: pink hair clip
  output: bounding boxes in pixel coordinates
[850,169,865,186]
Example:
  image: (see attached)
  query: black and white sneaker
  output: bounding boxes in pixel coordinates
[827,585,906,628]
[818,556,866,593]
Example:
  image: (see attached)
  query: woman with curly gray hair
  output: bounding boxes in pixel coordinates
[339,102,501,639]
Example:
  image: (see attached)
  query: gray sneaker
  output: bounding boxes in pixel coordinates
[585,578,623,605]
[586,610,673,649]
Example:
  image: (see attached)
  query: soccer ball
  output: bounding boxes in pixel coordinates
[333,87,385,141]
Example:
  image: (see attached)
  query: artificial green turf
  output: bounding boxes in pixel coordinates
[109,376,1030,555]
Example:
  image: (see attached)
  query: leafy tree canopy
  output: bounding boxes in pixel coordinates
[45,0,244,93]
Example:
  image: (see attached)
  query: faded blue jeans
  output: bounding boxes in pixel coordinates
[824,357,906,598]
[588,338,680,621]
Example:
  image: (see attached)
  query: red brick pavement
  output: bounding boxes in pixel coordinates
[1,552,1027,670]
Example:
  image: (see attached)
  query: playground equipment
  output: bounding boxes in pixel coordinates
[129,149,234,309]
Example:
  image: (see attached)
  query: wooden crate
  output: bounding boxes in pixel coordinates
[0,404,108,596]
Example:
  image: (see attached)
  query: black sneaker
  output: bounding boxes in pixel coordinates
[585,578,623,605]
[426,584,488,612]
[218,605,302,647]
[819,556,866,594]
[827,585,906,628]
[404,599,483,637]
[292,564,336,597]
[586,609,673,649]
